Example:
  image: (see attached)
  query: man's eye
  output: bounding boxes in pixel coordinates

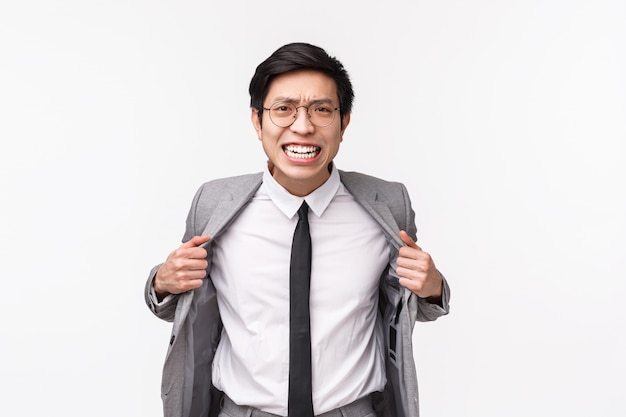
[314,105,332,113]
[275,105,292,112]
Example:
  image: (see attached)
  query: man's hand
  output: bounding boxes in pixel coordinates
[154,235,210,300]
[396,230,443,300]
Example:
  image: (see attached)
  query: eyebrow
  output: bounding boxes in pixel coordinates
[270,97,336,106]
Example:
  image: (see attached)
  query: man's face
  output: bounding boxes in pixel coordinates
[251,70,350,197]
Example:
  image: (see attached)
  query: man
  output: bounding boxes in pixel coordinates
[145,42,450,417]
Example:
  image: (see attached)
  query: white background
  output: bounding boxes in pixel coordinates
[1,1,625,416]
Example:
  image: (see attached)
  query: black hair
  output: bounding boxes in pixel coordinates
[249,42,354,124]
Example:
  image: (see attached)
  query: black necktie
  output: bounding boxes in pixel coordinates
[288,201,314,417]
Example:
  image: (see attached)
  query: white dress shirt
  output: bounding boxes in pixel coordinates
[210,165,390,415]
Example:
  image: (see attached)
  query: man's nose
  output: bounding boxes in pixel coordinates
[290,107,314,132]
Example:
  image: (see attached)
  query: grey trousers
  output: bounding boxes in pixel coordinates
[219,395,377,417]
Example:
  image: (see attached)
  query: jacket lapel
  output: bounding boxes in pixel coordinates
[339,171,404,250]
[200,174,263,240]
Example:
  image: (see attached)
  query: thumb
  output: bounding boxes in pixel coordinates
[181,235,211,248]
[399,230,421,250]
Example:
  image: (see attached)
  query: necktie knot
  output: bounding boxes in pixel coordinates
[297,201,309,220]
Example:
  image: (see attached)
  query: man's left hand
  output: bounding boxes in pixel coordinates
[396,230,443,299]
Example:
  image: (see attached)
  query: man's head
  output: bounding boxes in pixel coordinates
[249,43,354,126]
[249,43,354,197]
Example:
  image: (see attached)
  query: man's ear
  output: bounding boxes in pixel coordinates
[251,108,262,140]
[340,112,351,138]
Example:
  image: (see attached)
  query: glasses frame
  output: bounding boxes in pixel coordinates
[262,102,341,128]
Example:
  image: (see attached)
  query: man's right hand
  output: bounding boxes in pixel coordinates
[154,235,210,300]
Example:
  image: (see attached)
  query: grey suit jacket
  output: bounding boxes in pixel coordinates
[145,170,450,417]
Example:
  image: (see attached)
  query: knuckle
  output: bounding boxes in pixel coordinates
[173,258,187,270]
[409,282,423,293]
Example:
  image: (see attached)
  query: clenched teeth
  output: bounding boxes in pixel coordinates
[283,145,321,159]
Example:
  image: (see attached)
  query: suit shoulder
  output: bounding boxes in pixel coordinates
[190,173,263,209]
[196,172,263,192]
[339,170,406,193]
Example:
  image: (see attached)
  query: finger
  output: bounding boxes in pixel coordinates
[399,230,422,251]
[396,256,426,272]
[181,235,210,249]
[398,277,424,294]
[185,258,209,271]
[179,268,207,280]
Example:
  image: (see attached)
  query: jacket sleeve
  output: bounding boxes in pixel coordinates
[399,183,451,322]
[144,263,180,322]
[414,277,450,321]
[143,184,208,322]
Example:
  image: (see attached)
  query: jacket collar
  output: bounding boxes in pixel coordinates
[199,170,404,250]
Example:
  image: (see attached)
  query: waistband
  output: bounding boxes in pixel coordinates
[221,395,375,417]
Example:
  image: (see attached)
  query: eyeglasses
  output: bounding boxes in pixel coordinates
[262,101,340,128]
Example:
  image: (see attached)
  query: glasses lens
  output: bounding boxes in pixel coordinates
[269,102,296,127]
[309,103,336,127]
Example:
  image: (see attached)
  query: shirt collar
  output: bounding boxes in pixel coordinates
[262,163,341,219]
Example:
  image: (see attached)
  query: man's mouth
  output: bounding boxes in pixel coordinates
[283,144,321,159]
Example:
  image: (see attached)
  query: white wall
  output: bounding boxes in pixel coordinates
[1,1,624,416]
